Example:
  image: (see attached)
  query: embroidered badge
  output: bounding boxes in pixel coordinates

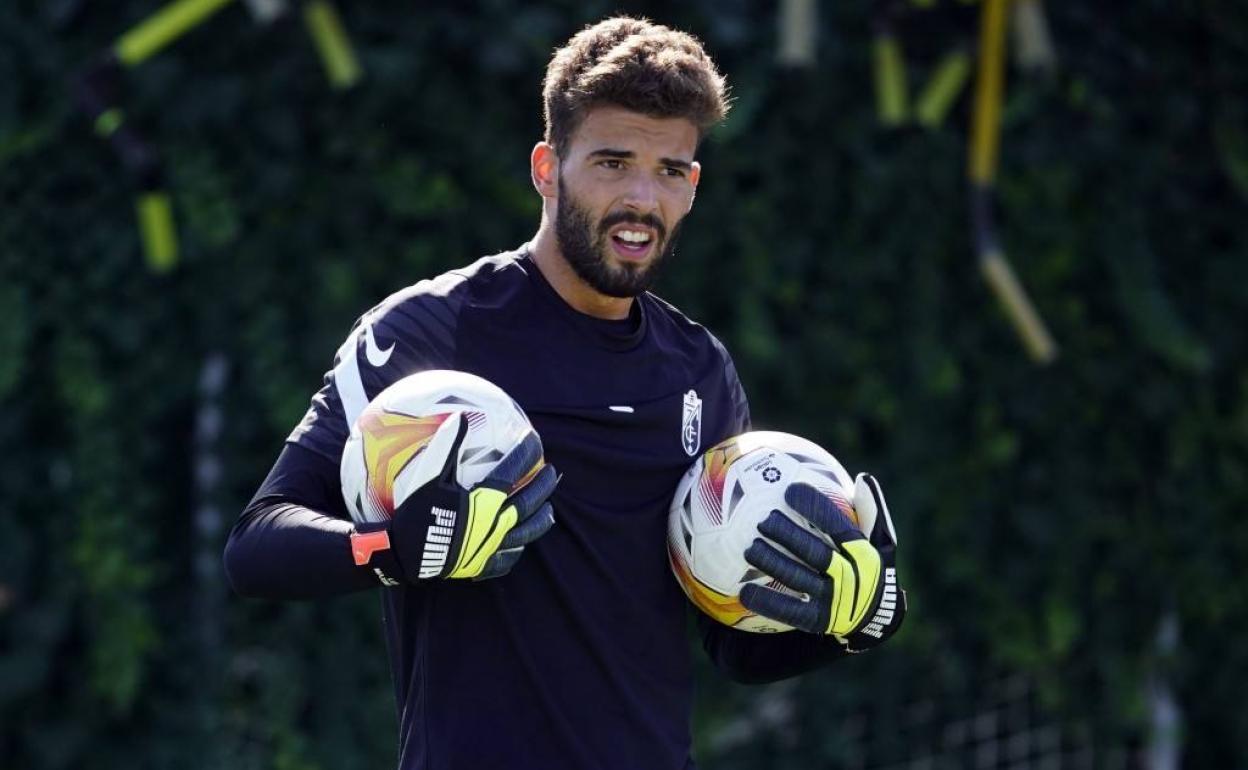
[681,389,703,457]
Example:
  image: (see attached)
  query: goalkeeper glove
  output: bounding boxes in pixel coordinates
[740,473,906,652]
[350,412,558,584]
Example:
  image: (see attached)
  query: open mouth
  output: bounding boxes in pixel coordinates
[608,226,657,261]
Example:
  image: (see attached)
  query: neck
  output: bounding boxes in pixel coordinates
[529,214,634,321]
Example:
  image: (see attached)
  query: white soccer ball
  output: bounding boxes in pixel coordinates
[340,369,540,525]
[667,431,858,633]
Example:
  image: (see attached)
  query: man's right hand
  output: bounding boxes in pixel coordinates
[351,413,558,584]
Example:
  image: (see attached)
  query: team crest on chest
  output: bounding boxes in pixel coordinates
[681,389,703,457]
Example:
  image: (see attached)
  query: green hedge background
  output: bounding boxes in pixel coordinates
[3,1,1247,767]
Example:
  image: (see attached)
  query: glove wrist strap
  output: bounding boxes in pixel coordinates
[350,523,403,586]
[844,579,906,652]
[350,528,391,566]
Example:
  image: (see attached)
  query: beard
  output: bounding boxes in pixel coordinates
[554,175,682,299]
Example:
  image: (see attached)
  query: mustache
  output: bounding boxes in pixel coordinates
[598,211,666,241]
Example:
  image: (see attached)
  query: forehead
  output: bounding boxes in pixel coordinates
[566,105,699,161]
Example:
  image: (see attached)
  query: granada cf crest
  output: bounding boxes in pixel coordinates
[681,389,703,457]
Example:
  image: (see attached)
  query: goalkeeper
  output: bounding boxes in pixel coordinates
[225,15,905,770]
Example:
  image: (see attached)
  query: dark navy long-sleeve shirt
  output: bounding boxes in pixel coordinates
[224,249,848,769]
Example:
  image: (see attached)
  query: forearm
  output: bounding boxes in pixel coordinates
[700,614,849,684]
[224,500,378,599]
[224,442,386,600]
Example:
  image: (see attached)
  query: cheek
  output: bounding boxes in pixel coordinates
[569,176,618,210]
[663,189,696,224]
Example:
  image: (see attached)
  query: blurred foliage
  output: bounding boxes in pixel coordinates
[2,0,1247,767]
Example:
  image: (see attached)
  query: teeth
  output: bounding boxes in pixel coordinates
[616,230,651,244]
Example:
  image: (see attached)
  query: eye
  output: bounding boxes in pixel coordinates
[598,159,624,170]
[661,166,687,178]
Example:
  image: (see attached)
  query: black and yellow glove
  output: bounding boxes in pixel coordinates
[740,474,905,652]
[351,413,557,584]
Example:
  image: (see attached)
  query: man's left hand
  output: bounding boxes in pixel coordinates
[739,474,906,652]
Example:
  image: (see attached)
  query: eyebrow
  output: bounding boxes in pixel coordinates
[588,148,693,171]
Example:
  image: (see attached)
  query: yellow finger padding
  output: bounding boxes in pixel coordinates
[824,554,857,636]
[450,489,516,578]
[114,0,236,67]
[842,541,881,628]
[825,542,882,635]
[135,192,178,272]
[303,0,362,90]
[463,506,517,578]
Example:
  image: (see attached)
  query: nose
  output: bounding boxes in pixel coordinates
[621,172,660,214]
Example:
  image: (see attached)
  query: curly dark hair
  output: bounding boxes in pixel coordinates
[542,16,730,156]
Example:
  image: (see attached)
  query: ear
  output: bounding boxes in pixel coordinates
[531,142,559,199]
[687,161,702,210]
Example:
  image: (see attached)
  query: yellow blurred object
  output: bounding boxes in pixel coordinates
[136,192,179,272]
[777,0,818,67]
[980,249,1057,364]
[94,108,124,137]
[114,0,236,67]
[968,0,1058,364]
[1012,0,1057,71]
[916,50,971,128]
[303,0,362,90]
[873,34,909,126]
[970,0,1007,183]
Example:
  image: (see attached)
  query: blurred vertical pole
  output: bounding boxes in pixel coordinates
[193,352,229,757]
[1148,612,1181,770]
[969,0,1057,363]
[742,8,814,745]
[777,0,818,67]
[969,0,1006,195]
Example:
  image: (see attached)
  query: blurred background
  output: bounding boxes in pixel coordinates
[3,0,1247,767]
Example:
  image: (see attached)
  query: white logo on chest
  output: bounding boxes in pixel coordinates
[681,389,702,457]
[364,323,395,367]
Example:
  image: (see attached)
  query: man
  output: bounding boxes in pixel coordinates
[224,16,905,770]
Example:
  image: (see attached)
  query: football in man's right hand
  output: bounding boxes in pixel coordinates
[340,369,556,583]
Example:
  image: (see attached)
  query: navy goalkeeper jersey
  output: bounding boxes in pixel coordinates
[226,248,848,770]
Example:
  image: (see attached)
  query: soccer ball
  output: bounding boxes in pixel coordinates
[667,431,858,633]
[340,369,540,525]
